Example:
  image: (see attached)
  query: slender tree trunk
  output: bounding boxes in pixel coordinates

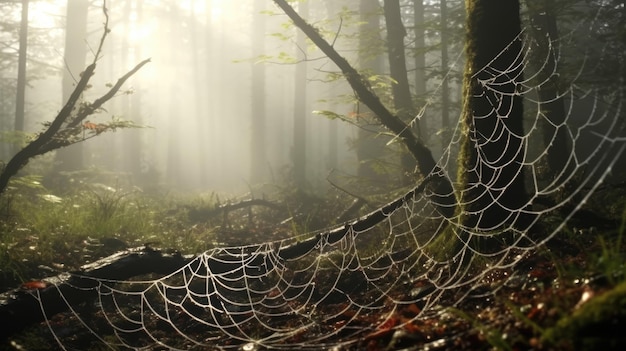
[458,0,528,230]
[166,7,182,187]
[440,0,450,154]
[383,0,415,121]
[14,0,28,153]
[250,1,267,185]
[383,0,419,183]
[190,0,208,187]
[324,0,340,172]
[414,0,427,138]
[527,1,569,182]
[118,0,131,174]
[356,0,387,186]
[293,1,308,189]
[127,0,143,180]
[54,0,89,173]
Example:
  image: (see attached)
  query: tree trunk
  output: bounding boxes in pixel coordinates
[414,0,427,139]
[458,0,528,230]
[192,0,209,186]
[356,0,388,187]
[53,0,89,173]
[383,0,420,184]
[166,8,182,187]
[250,1,267,185]
[527,1,570,182]
[324,1,340,173]
[440,0,451,154]
[14,0,28,145]
[293,1,308,189]
[125,0,143,180]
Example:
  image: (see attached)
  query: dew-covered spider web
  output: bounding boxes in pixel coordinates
[24,5,625,351]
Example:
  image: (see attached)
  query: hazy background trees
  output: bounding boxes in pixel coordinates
[1,0,620,201]
[0,0,448,197]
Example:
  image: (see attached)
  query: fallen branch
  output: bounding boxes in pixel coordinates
[0,247,193,341]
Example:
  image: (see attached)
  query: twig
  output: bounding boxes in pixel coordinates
[93,0,110,61]
[65,58,151,129]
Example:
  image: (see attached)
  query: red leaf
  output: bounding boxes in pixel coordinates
[21,281,47,290]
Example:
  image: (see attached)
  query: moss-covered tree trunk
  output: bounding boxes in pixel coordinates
[458,0,528,230]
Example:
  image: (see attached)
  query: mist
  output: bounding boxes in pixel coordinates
[5,0,362,195]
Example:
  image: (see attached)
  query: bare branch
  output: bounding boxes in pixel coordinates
[66,58,151,129]
[0,3,150,196]
[93,0,110,61]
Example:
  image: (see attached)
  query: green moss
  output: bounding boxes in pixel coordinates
[542,280,626,350]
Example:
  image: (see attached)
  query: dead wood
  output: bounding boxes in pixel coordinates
[0,247,193,341]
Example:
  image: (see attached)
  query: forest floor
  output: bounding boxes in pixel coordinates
[0,183,625,350]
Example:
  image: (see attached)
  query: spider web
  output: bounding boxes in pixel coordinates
[27,5,625,351]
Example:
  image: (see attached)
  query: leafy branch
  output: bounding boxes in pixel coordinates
[271,0,456,218]
[0,2,150,196]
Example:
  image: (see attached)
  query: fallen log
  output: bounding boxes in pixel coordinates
[0,247,194,341]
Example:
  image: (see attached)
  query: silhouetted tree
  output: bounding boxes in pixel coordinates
[413,0,427,139]
[526,0,570,182]
[383,0,420,183]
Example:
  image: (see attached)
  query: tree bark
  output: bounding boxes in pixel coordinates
[383,0,420,184]
[414,0,427,139]
[440,0,451,154]
[527,0,570,182]
[458,0,528,230]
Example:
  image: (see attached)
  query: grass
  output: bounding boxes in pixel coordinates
[0,182,220,288]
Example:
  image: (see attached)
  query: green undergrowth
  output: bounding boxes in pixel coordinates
[0,176,358,291]
[0,184,219,289]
